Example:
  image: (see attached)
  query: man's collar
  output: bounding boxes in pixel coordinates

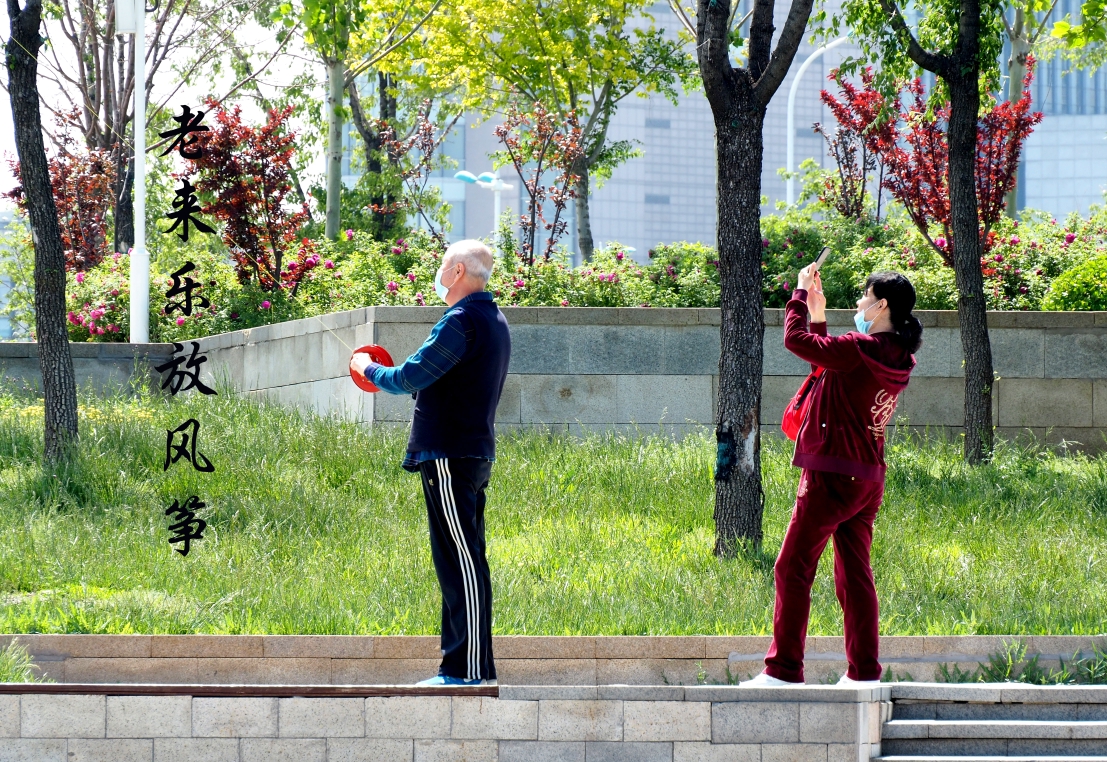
[452,291,494,308]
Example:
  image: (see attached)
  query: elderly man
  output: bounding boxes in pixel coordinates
[350,239,511,687]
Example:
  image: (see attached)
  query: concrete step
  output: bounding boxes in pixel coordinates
[894,701,1107,722]
[882,734,1107,757]
[884,720,1107,740]
[876,757,1107,762]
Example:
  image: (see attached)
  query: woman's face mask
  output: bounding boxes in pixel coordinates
[854,290,886,335]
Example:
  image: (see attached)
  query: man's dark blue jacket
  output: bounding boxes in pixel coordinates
[367,292,511,464]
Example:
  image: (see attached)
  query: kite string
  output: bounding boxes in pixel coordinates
[181,233,359,354]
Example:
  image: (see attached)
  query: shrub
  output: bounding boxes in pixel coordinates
[47,201,1107,344]
[1042,253,1107,311]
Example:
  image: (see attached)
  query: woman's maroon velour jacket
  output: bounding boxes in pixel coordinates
[785,288,917,483]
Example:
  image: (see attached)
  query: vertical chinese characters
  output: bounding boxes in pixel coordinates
[156,105,217,556]
[160,106,214,242]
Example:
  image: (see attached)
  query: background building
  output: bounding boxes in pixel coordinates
[370,1,1107,262]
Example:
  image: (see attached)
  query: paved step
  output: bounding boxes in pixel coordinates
[894,701,1107,722]
[885,720,1107,740]
[876,757,1107,762]
[882,685,1107,759]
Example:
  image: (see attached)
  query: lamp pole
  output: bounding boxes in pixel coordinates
[786,36,848,206]
[118,0,149,343]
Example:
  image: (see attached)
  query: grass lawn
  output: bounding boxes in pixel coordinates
[0,384,1105,636]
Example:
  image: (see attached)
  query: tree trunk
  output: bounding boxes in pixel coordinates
[325,56,345,240]
[6,0,79,463]
[115,153,135,253]
[348,71,399,238]
[1004,11,1029,219]
[711,92,767,555]
[574,162,594,261]
[948,73,995,462]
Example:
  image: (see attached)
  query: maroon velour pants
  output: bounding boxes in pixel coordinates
[763,468,885,683]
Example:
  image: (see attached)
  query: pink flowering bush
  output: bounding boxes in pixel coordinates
[65,251,130,341]
[56,204,1107,345]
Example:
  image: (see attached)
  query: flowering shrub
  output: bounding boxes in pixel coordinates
[52,204,1107,343]
[66,251,130,340]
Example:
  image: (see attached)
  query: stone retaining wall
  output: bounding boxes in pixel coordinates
[0,684,889,762]
[187,307,1107,448]
[3,308,1105,447]
[8,635,1105,687]
[0,343,170,394]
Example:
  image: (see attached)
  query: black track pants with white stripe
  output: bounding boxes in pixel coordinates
[419,457,496,681]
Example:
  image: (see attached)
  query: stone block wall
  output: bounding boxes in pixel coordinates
[188,307,1107,448]
[3,308,1104,447]
[0,685,890,762]
[0,343,172,394]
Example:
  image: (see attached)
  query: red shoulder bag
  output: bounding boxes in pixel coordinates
[781,367,825,441]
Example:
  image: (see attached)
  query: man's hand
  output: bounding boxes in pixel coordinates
[808,271,827,323]
[350,352,375,377]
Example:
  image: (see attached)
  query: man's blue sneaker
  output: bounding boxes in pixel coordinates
[415,675,497,687]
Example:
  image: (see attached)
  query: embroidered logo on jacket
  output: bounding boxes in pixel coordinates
[868,389,899,439]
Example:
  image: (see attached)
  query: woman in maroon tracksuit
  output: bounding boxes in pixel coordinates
[744,266,922,687]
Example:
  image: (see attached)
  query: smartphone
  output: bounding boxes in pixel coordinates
[814,246,831,269]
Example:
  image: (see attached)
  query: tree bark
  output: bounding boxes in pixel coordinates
[115,152,135,252]
[574,161,594,262]
[1004,8,1029,219]
[6,0,79,463]
[711,96,769,554]
[696,0,813,554]
[325,56,345,240]
[948,72,996,462]
[348,71,399,237]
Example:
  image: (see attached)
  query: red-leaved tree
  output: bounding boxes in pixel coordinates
[370,100,463,246]
[822,61,1043,266]
[815,68,896,219]
[188,100,315,294]
[494,101,584,266]
[5,111,116,272]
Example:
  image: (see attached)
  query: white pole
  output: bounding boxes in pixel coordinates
[786,36,848,206]
[492,186,501,235]
[129,0,149,344]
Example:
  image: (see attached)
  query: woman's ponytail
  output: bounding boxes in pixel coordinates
[864,271,924,354]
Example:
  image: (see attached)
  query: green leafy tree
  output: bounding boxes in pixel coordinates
[839,0,1005,463]
[277,0,364,240]
[417,0,696,260]
[276,0,444,240]
[1000,0,1060,217]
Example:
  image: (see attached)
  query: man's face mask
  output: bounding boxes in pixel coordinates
[434,264,459,302]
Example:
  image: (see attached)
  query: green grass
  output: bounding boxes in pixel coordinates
[0,384,1105,635]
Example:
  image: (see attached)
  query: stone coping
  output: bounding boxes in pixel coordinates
[0,683,497,697]
[165,306,1107,352]
[0,682,889,702]
[889,684,1107,703]
[6,635,1103,661]
[2,308,1103,356]
[499,685,891,703]
[0,342,173,358]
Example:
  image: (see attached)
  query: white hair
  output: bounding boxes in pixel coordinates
[444,239,494,286]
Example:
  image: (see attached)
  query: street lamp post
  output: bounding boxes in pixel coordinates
[118,0,149,343]
[786,36,848,206]
[455,170,514,236]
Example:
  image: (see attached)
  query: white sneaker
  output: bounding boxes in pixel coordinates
[739,671,804,687]
[837,674,881,686]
